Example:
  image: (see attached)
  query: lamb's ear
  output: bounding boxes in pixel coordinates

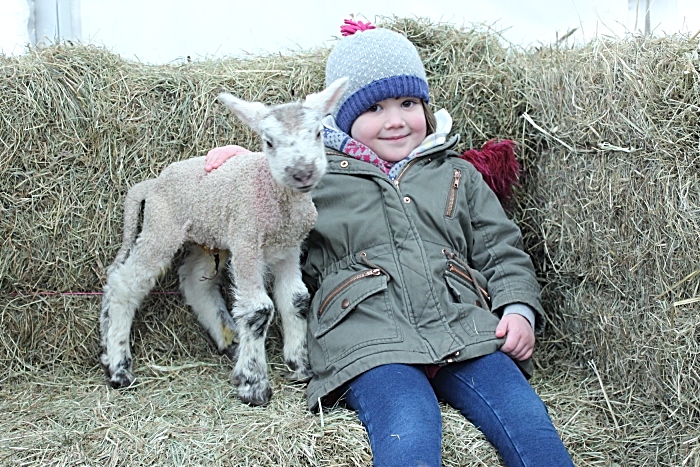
[217,93,268,132]
[304,77,349,115]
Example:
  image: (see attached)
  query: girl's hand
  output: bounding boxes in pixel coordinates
[495,314,535,361]
[205,145,251,172]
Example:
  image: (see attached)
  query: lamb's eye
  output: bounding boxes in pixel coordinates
[265,140,273,149]
[316,130,322,139]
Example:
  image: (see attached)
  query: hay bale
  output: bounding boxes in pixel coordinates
[0,43,328,293]
[1,16,699,465]
[513,34,700,464]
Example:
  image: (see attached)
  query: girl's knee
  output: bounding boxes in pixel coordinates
[369,423,441,467]
[345,364,443,466]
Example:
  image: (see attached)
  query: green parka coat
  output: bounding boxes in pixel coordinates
[301,137,544,410]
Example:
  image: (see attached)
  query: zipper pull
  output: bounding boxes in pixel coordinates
[359,252,391,281]
[453,170,462,189]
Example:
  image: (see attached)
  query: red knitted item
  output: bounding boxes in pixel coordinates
[459,139,520,204]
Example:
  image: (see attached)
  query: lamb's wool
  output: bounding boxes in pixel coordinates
[100,79,347,405]
[140,154,316,252]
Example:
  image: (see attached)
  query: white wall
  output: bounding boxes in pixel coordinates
[2,0,699,63]
[627,0,681,35]
[29,0,81,46]
[73,0,634,63]
[0,0,30,55]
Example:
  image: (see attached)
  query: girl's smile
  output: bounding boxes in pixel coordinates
[350,97,427,162]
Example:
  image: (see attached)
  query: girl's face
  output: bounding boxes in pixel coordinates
[350,97,427,162]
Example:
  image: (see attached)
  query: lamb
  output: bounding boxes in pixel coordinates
[99,77,348,405]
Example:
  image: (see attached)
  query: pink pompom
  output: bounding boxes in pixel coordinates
[340,19,376,36]
[459,139,521,205]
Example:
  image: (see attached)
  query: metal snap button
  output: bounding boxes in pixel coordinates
[341,298,350,309]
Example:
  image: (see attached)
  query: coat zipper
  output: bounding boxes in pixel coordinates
[443,248,491,308]
[358,251,391,279]
[445,169,462,217]
[393,157,423,187]
[393,138,460,186]
[318,268,383,317]
[446,263,490,303]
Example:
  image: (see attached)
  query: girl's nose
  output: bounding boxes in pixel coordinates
[384,109,405,129]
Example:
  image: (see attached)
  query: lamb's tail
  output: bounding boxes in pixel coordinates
[109,179,154,269]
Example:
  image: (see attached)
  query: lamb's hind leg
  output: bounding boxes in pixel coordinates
[270,247,312,382]
[178,245,237,359]
[229,251,274,405]
[100,236,180,388]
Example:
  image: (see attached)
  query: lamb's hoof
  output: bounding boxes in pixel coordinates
[231,373,272,406]
[284,358,313,382]
[108,368,135,389]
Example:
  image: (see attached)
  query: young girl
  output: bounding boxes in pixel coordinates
[206,19,574,467]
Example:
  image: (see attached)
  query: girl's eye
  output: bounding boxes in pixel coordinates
[402,99,417,108]
[367,104,380,112]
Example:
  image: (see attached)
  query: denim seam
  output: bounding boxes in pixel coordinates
[347,386,374,448]
[443,365,528,467]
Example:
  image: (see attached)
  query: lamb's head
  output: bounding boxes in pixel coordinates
[217,78,348,193]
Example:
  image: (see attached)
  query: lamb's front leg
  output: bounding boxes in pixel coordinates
[229,251,274,405]
[270,247,313,382]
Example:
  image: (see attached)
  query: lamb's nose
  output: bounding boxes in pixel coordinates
[292,170,314,185]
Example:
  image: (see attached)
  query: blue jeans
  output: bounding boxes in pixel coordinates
[343,351,574,467]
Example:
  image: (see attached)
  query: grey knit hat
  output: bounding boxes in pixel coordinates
[325,20,430,135]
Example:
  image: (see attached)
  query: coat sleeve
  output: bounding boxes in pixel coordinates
[461,162,546,332]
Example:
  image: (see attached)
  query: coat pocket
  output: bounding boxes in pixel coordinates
[444,261,491,310]
[452,302,500,338]
[311,266,401,366]
[444,261,499,338]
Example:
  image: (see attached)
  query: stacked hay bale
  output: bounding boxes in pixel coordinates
[405,20,700,462]
[0,17,698,466]
[513,34,700,463]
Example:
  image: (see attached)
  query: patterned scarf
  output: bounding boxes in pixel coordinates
[322,109,453,180]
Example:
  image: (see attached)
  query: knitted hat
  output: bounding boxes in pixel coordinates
[325,19,430,135]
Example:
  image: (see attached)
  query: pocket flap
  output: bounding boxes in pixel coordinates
[314,270,388,338]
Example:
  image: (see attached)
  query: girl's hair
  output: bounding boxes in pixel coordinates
[423,101,437,136]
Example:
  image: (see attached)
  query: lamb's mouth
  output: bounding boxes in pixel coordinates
[295,183,316,193]
[287,173,321,193]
